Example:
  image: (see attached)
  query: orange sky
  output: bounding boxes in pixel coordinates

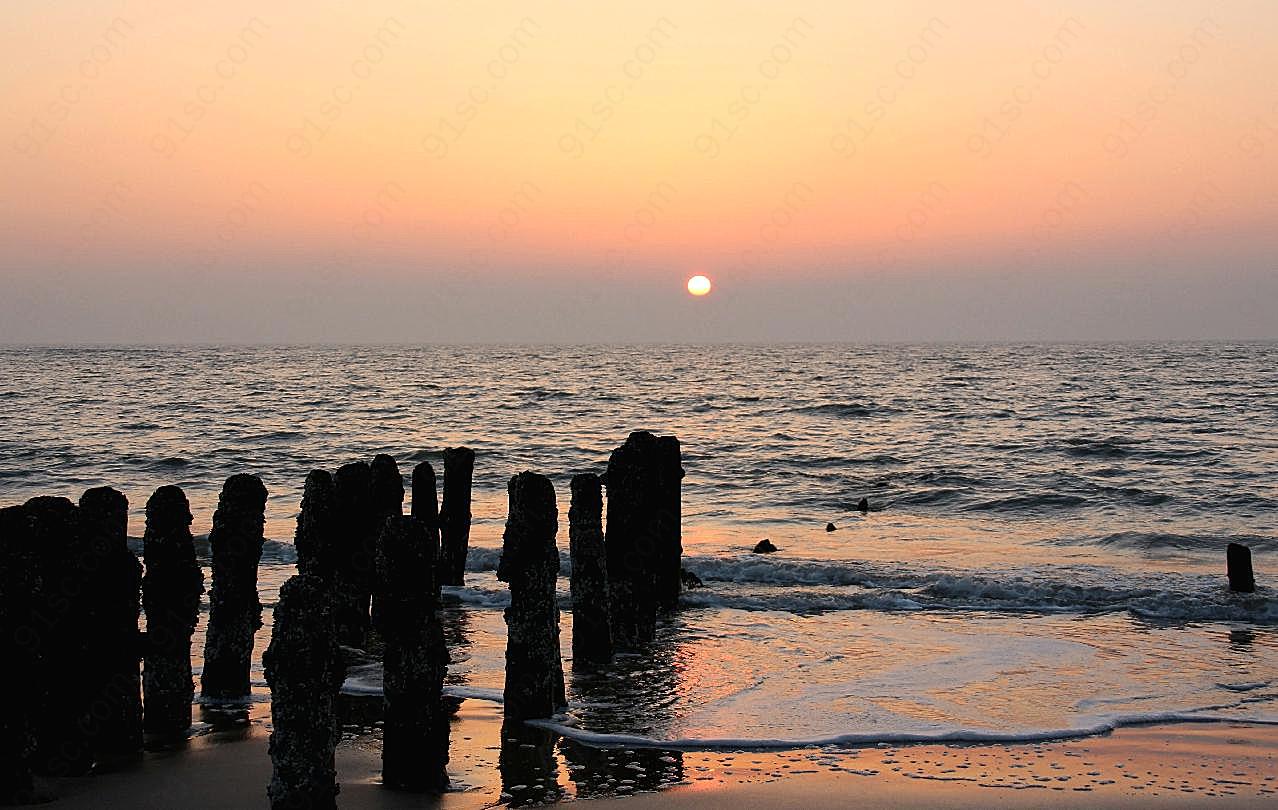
[2,1,1276,341]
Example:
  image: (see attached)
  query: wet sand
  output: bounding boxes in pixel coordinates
[43,700,1278,809]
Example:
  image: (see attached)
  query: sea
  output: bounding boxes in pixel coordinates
[1,343,1275,753]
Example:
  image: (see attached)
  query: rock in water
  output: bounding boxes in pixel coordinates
[439,447,475,587]
[375,516,449,791]
[25,496,94,775]
[0,505,38,799]
[499,472,564,720]
[294,470,340,580]
[79,486,144,762]
[857,497,870,513]
[264,575,345,810]
[333,461,373,647]
[679,568,704,590]
[142,486,204,737]
[569,473,611,667]
[1227,543,1256,593]
[202,474,268,699]
[825,522,837,532]
[752,538,778,554]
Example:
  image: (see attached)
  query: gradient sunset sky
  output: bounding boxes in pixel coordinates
[2,1,1275,342]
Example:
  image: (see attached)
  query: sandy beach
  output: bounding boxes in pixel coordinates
[44,699,1277,809]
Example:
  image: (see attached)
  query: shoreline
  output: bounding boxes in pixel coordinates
[43,705,1278,809]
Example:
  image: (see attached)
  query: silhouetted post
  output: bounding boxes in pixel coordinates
[79,486,144,762]
[412,461,441,595]
[202,474,268,699]
[439,447,474,586]
[604,431,663,649]
[295,470,340,581]
[334,461,373,647]
[499,472,565,720]
[368,455,404,629]
[655,435,684,612]
[0,505,38,800]
[142,486,204,736]
[375,516,449,791]
[1228,543,1256,593]
[25,496,94,775]
[264,575,345,810]
[569,473,611,666]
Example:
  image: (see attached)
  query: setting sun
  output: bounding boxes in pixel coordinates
[687,275,713,297]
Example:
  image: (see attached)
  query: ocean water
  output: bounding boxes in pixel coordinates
[1,343,1276,749]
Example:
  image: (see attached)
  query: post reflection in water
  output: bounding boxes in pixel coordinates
[498,721,564,806]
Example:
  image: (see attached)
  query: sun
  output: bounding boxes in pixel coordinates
[687,275,713,296]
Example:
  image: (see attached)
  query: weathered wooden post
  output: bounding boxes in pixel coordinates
[604,432,662,649]
[0,505,38,800]
[25,496,94,775]
[334,461,373,647]
[142,486,204,736]
[1228,543,1256,593]
[412,461,441,596]
[79,486,144,761]
[294,470,340,581]
[375,516,449,791]
[202,474,268,699]
[264,574,345,810]
[569,473,611,666]
[368,455,404,629]
[655,435,684,612]
[439,447,474,586]
[499,472,565,720]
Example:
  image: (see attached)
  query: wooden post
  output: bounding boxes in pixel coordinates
[655,435,684,612]
[375,516,450,791]
[368,455,404,630]
[412,461,441,597]
[141,486,204,737]
[498,472,564,720]
[294,470,340,581]
[439,447,475,586]
[604,432,661,649]
[333,461,373,647]
[1228,543,1256,593]
[0,505,38,799]
[264,575,345,810]
[569,473,611,666]
[202,474,268,698]
[79,486,143,762]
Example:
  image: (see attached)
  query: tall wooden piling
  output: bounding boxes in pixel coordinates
[25,496,94,774]
[368,455,404,629]
[295,470,340,581]
[0,505,38,799]
[439,447,474,586]
[412,461,440,596]
[604,432,662,649]
[375,515,450,791]
[264,574,345,810]
[498,472,565,720]
[654,435,684,612]
[569,473,611,666]
[334,461,373,647]
[79,486,144,761]
[202,474,268,698]
[141,486,204,736]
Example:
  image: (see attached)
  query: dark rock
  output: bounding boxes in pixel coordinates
[825,522,837,532]
[856,498,870,513]
[498,472,564,720]
[569,473,611,667]
[439,447,475,587]
[79,486,144,763]
[374,516,449,791]
[0,505,38,799]
[202,474,268,699]
[752,539,778,554]
[295,470,340,580]
[264,574,345,810]
[1227,543,1256,593]
[679,568,704,590]
[141,486,204,737]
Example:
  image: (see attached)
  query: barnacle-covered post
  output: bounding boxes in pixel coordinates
[568,473,611,666]
[201,474,268,698]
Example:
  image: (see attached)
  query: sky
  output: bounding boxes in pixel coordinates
[1,0,1275,342]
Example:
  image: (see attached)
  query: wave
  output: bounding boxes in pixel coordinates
[529,711,1278,752]
[127,535,298,564]
[791,402,897,419]
[1052,531,1278,554]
